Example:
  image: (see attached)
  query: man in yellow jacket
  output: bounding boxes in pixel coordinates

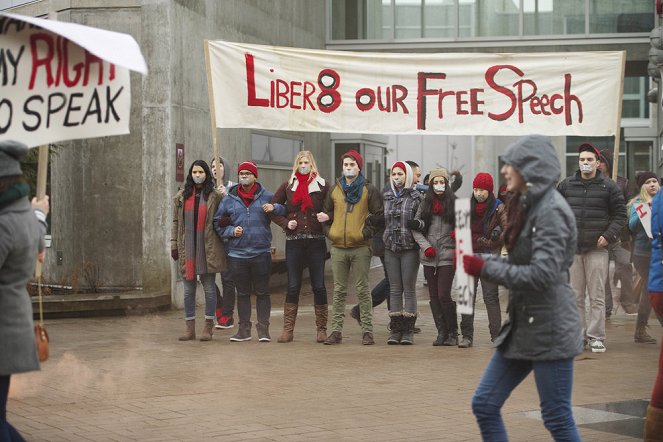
[317,150,383,345]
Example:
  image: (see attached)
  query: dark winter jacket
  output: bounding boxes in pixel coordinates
[556,170,627,254]
[473,198,507,254]
[382,187,422,253]
[271,174,327,238]
[482,135,583,361]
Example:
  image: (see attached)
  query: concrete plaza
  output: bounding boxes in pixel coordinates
[8,266,660,441]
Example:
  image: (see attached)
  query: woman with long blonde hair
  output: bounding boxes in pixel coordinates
[270,151,329,343]
[628,172,663,344]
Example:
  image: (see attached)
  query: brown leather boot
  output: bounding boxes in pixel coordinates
[314,304,328,343]
[178,319,195,341]
[635,324,657,344]
[199,319,214,341]
[324,331,342,345]
[278,303,298,343]
[645,405,663,441]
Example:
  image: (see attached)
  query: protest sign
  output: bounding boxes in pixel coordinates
[0,13,147,147]
[635,202,653,239]
[206,40,624,136]
[454,198,475,315]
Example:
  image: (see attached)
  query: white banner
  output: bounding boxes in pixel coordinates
[0,13,147,147]
[635,202,653,239]
[454,198,475,316]
[207,40,624,136]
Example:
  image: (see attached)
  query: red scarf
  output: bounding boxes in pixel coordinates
[237,183,258,207]
[474,202,487,218]
[432,197,444,215]
[183,190,207,281]
[292,172,314,213]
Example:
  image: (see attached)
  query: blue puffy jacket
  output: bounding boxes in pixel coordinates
[214,183,274,259]
[648,191,663,292]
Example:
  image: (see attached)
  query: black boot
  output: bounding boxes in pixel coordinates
[400,315,416,345]
[387,314,403,345]
[442,302,459,346]
[429,300,447,346]
[230,321,252,342]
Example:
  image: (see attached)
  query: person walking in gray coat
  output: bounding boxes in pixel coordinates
[0,140,49,442]
[463,135,583,441]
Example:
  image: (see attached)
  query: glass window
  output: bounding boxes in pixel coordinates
[395,0,422,38]
[330,0,391,40]
[523,0,585,36]
[589,0,653,34]
[621,76,649,120]
[251,133,303,165]
[424,0,456,38]
[459,0,519,38]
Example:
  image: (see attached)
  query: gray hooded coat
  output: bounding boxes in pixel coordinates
[482,135,583,361]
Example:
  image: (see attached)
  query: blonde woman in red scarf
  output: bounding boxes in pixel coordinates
[171,160,226,342]
[270,151,329,343]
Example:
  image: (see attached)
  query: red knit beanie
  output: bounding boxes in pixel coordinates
[473,172,494,193]
[238,161,258,178]
[342,149,363,170]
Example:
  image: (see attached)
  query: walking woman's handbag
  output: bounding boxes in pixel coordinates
[34,273,49,362]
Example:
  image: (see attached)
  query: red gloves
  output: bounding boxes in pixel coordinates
[424,247,436,258]
[171,249,179,261]
[218,216,231,228]
[463,254,484,277]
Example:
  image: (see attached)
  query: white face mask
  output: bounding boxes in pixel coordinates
[433,184,445,193]
[343,169,357,178]
[192,175,206,184]
[580,163,593,173]
[392,178,403,187]
[298,165,311,175]
[238,177,252,186]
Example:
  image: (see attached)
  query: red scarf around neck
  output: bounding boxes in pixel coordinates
[474,202,487,218]
[432,197,444,215]
[292,172,314,213]
[238,183,258,207]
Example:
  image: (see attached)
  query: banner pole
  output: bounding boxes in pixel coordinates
[612,51,626,181]
[204,40,220,176]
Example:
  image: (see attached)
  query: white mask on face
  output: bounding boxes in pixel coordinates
[580,163,593,173]
[192,175,205,184]
[343,169,357,178]
[238,177,252,186]
[298,165,311,175]
[433,184,445,193]
[392,178,403,187]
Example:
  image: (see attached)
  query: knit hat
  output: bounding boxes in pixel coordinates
[598,148,614,175]
[636,171,658,189]
[238,161,258,178]
[578,142,601,160]
[342,149,363,170]
[428,168,449,182]
[390,161,413,191]
[472,172,494,193]
[0,140,28,177]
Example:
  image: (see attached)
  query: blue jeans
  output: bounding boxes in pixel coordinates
[285,237,328,305]
[229,253,272,325]
[183,273,217,320]
[1,375,26,442]
[472,351,580,441]
[384,249,420,314]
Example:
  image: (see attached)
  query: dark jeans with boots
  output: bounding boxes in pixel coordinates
[424,265,457,346]
[460,274,501,344]
[229,254,272,339]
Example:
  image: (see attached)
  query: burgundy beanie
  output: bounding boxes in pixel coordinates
[238,161,258,178]
[636,171,658,189]
[473,172,494,193]
[342,149,363,170]
[578,142,601,160]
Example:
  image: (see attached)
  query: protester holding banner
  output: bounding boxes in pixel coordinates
[0,141,50,442]
[214,161,275,342]
[628,172,663,344]
[458,173,505,348]
[270,151,329,343]
[171,160,226,342]
[319,150,383,345]
[210,157,237,330]
[464,135,583,441]
[412,168,459,346]
[381,161,422,345]
[645,188,663,439]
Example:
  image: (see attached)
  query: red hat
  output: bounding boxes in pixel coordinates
[342,149,363,170]
[578,142,601,160]
[238,161,258,178]
[473,172,494,193]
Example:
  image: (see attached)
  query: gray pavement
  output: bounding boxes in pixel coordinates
[7,266,660,441]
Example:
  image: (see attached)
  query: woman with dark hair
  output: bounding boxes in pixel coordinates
[412,168,459,346]
[171,160,226,341]
[464,135,582,441]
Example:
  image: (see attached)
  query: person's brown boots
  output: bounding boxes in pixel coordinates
[278,303,298,343]
[314,304,328,343]
[645,404,663,441]
[635,324,657,344]
[178,319,195,341]
[199,319,214,341]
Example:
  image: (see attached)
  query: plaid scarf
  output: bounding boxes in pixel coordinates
[184,189,208,280]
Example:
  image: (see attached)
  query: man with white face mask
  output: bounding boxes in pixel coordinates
[318,150,383,345]
[558,143,627,353]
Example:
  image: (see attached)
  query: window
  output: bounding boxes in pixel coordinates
[251,133,303,166]
[622,76,649,121]
[589,0,653,34]
[523,0,585,36]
